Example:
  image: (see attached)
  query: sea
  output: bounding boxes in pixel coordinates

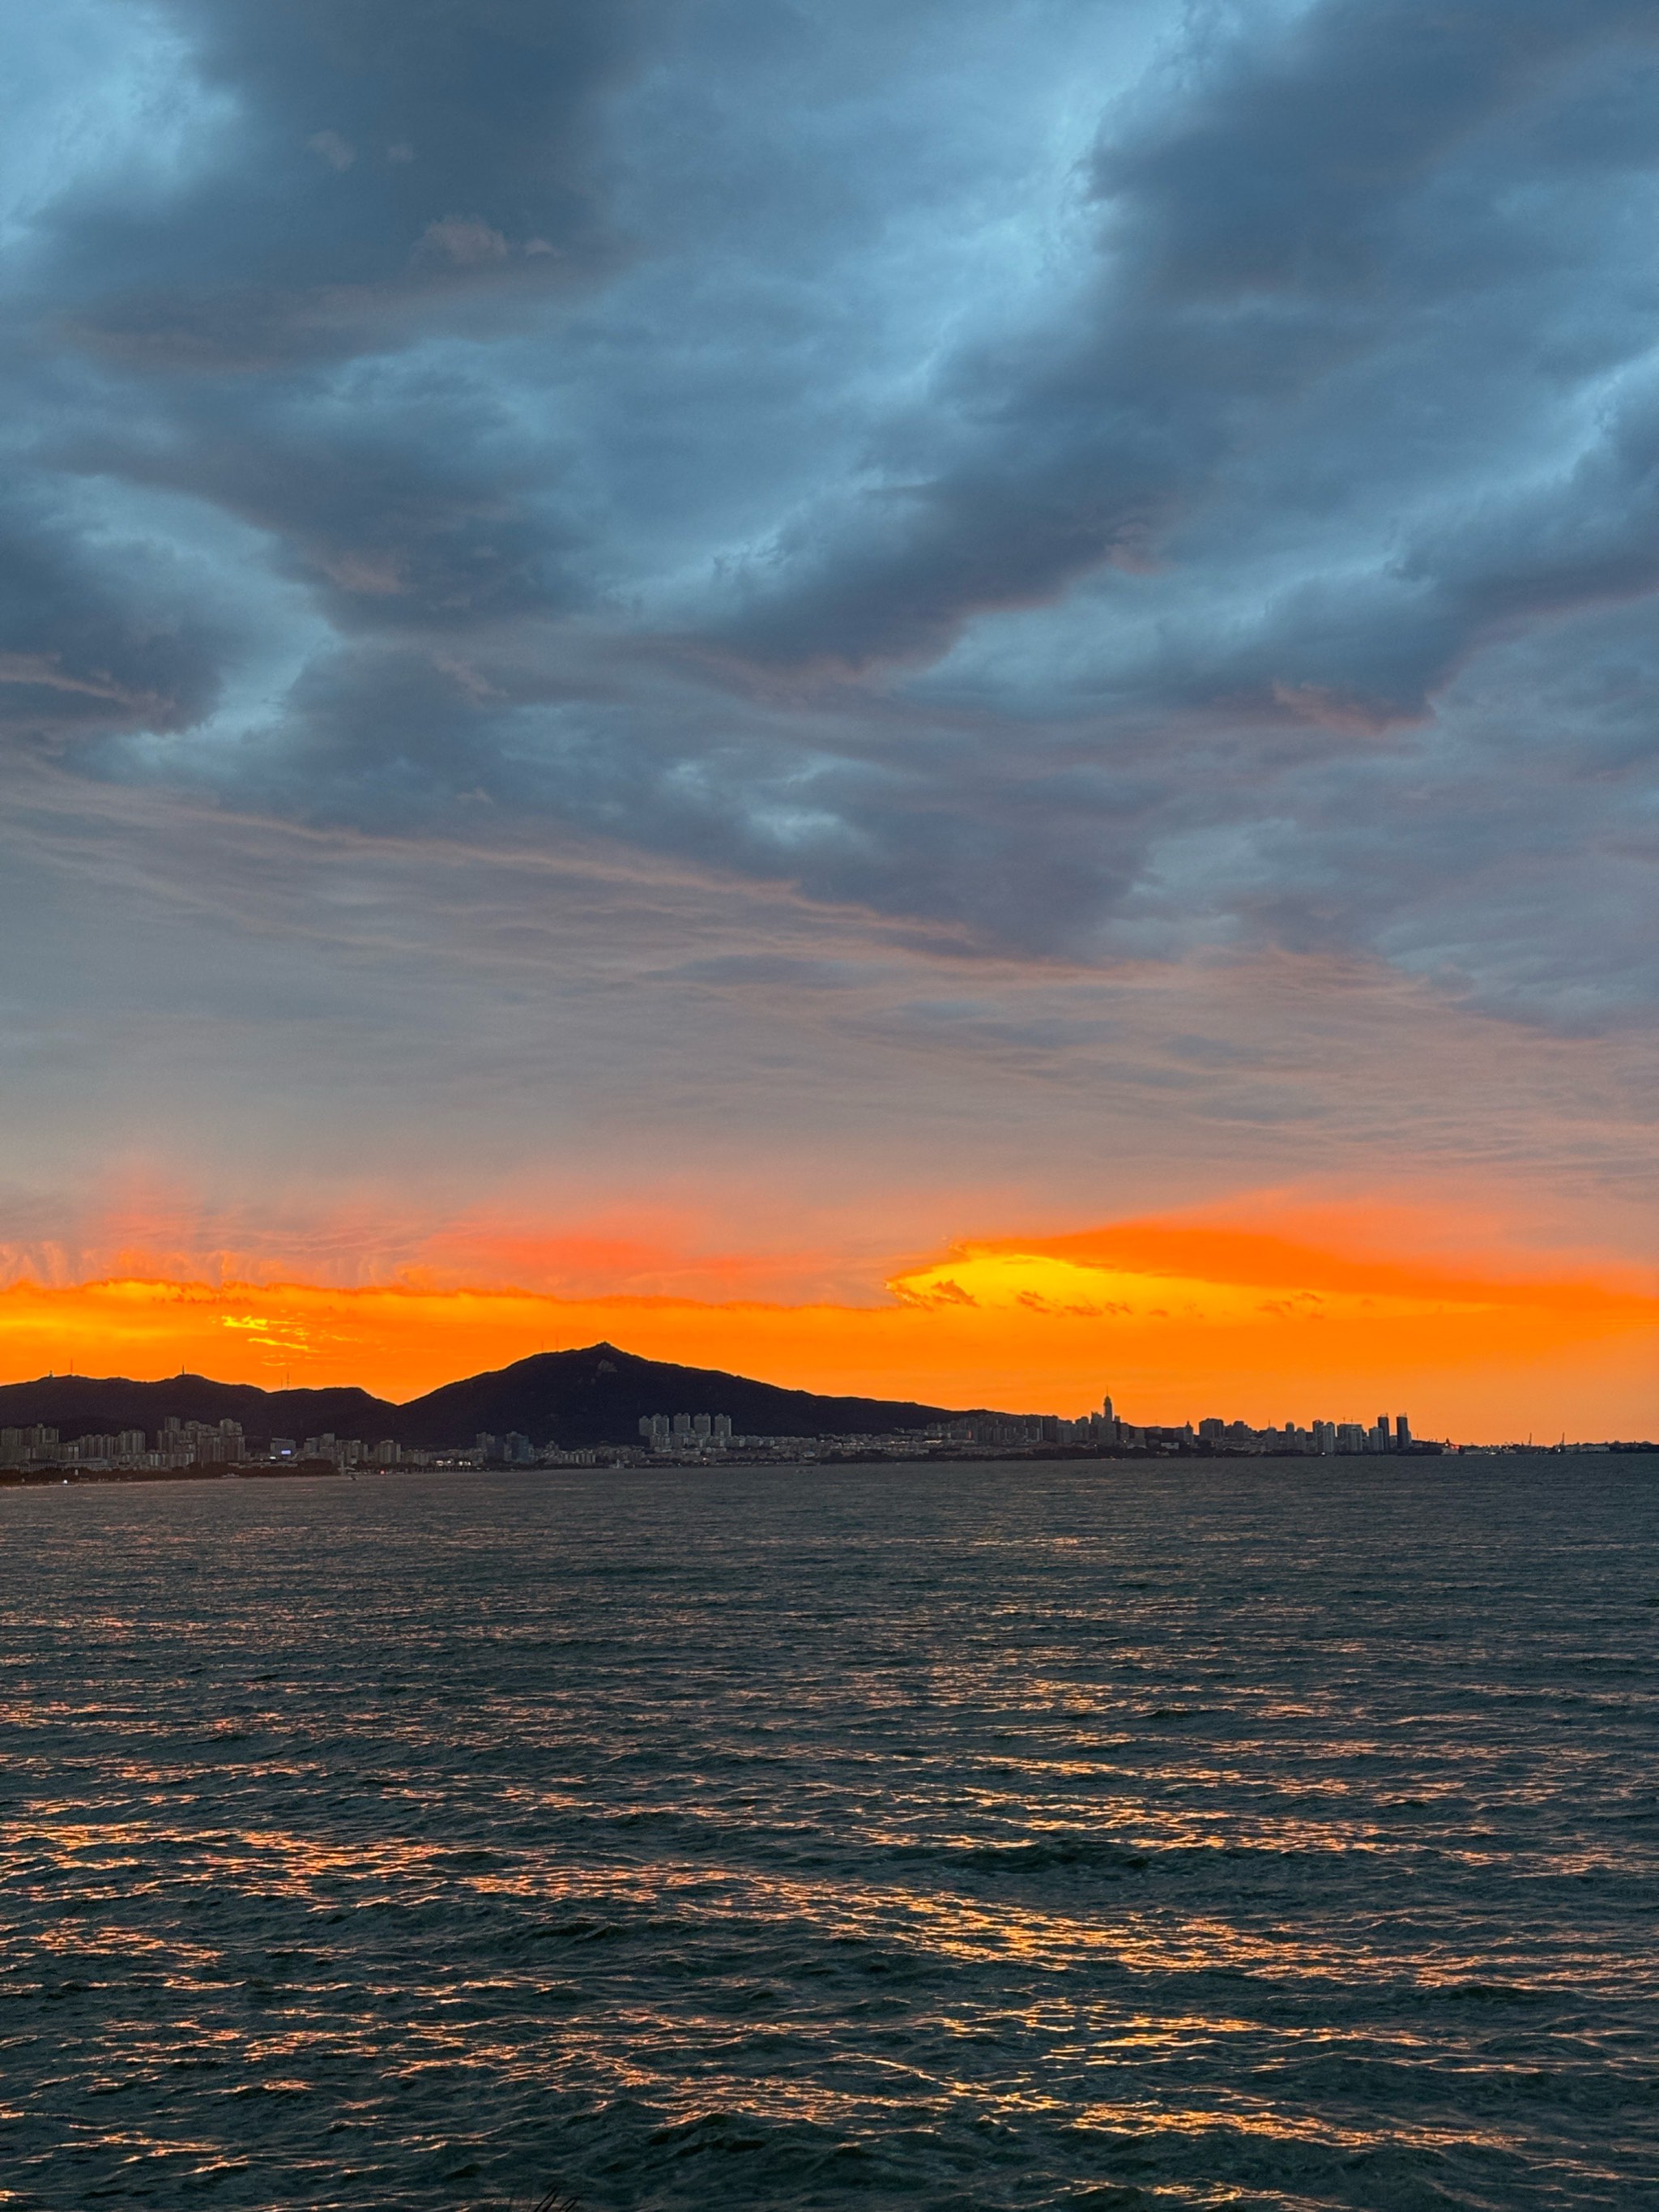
[1,1454,1655,2212]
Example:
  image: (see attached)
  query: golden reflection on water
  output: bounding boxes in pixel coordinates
[6,1796,1619,1998]
[1064,2099,1525,2156]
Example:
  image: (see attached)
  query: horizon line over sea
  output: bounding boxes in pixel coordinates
[0,1342,1650,1458]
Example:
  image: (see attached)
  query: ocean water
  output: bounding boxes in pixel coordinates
[1,1457,1655,2212]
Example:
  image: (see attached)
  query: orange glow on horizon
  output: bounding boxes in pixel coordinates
[0,1209,1654,1442]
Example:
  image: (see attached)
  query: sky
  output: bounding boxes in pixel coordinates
[3,0,1657,1437]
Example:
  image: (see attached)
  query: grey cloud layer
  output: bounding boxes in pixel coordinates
[51,0,650,367]
[4,767,1653,1289]
[7,0,1659,1027]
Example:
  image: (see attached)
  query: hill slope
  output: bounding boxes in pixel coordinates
[0,1373,395,1443]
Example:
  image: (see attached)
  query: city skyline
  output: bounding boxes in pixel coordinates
[1,1341,1650,1463]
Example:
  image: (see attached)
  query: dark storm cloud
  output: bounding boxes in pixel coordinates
[64,379,578,631]
[0,497,226,741]
[2,0,638,745]
[713,0,1659,693]
[53,0,651,369]
[6,0,1659,1031]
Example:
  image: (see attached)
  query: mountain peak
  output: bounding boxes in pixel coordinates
[0,1346,989,1452]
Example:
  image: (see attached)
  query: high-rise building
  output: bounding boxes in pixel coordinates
[1396,1414,1412,1448]
[194,1420,245,1465]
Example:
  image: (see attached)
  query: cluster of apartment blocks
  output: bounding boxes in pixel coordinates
[629,1418,932,1463]
[0,1399,1425,1474]
[0,1418,249,1471]
[0,1420,599,1473]
[924,1399,1417,1454]
[1206,1413,1415,1454]
[629,1414,939,1463]
[555,1402,1427,1463]
[621,1404,1428,1459]
[258,1428,601,1469]
[639,1412,734,1450]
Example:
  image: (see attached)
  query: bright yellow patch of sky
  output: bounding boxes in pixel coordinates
[889,1249,1487,1326]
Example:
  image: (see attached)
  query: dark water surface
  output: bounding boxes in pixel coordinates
[2,1456,1656,2210]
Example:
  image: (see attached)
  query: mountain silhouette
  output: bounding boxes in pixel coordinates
[0,1373,394,1440]
[0,1344,983,1450]
[393,1343,970,1449]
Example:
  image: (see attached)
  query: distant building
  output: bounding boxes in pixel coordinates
[637,1411,731,1452]
[302,1430,360,1467]
[195,1420,245,1466]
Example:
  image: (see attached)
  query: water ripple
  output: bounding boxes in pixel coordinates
[0,1455,1654,2209]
